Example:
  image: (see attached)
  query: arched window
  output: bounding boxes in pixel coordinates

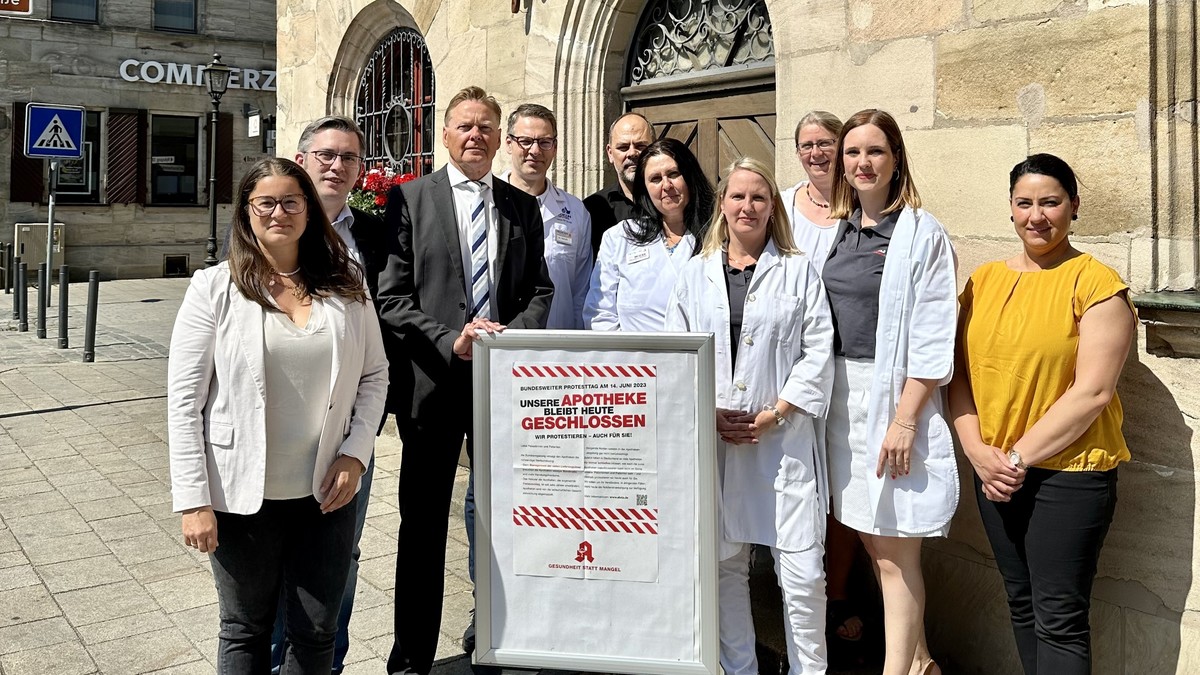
[355,28,435,176]
[628,0,774,85]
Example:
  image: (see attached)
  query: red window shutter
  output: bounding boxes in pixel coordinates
[10,102,45,203]
[106,110,144,204]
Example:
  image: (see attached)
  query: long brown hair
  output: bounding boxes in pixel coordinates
[829,109,922,219]
[227,157,367,308]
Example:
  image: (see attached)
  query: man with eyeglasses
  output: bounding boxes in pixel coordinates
[500,104,592,331]
[582,112,656,257]
[375,86,554,675]
[262,115,392,675]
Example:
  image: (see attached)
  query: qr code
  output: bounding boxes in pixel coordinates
[636,494,648,506]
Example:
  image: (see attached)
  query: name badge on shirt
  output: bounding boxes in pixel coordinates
[627,247,650,264]
[554,228,573,246]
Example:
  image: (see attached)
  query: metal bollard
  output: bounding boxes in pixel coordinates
[36,263,47,339]
[3,243,11,295]
[58,265,69,349]
[11,256,20,320]
[17,262,28,332]
[83,270,99,362]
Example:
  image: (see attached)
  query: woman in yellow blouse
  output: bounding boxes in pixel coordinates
[950,153,1135,675]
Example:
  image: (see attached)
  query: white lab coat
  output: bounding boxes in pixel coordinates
[666,242,835,557]
[853,206,959,533]
[584,222,695,331]
[500,172,593,329]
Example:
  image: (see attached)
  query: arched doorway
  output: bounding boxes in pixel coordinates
[624,0,776,184]
[355,27,436,176]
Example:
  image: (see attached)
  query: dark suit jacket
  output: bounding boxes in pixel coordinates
[376,167,554,429]
[347,206,388,297]
[346,206,409,420]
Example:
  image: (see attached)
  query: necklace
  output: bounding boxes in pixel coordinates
[663,226,686,252]
[805,183,830,209]
[267,268,307,300]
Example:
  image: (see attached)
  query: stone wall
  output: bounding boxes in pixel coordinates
[275,0,1200,671]
[0,3,276,279]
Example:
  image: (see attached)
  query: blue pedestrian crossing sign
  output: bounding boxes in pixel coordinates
[24,103,86,160]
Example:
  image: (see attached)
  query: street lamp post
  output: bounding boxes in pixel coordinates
[203,53,233,267]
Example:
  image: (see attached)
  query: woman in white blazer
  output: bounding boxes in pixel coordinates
[584,137,714,331]
[667,157,835,675]
[821,110,958,675]
[167,157,388,674]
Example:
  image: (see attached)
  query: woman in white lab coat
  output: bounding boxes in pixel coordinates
[821,109,958,675]
[667,157,835,675]
[584,137,714,331]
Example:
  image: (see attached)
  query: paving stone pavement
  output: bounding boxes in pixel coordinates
[0,279,481,675]
[0,279,880,675]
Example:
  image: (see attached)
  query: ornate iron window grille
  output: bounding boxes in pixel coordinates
[628,0,774,85]
[356,28,436,176]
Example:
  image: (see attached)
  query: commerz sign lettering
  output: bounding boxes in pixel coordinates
[118,59,277,91]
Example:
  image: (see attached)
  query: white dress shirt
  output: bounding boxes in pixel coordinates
[330,204,363,269]
[500,170,593,329]
[447,163,499,320]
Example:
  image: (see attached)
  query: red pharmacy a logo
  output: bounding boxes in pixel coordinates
[575,540,594,563]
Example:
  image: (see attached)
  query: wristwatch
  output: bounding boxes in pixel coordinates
[1007,449,1028,470]
[763,404,786,427]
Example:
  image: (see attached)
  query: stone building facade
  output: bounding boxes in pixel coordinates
[0,0,277,279]
[275,0,1200,672]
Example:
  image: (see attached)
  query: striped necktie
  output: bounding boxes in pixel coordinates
[468,181,491,320]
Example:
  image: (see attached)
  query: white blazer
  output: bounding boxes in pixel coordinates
[167,263,389,515]
[860,206,960,533]
[584,222,695,331]
[666,242,834,557]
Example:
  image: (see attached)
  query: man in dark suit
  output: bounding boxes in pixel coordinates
[582,112,656,257]
[376,86,554,675]
[265,115,391,675]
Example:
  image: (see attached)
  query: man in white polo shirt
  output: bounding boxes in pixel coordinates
[499,103,592,330]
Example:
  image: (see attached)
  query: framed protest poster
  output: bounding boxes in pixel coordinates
[472,330,719,675]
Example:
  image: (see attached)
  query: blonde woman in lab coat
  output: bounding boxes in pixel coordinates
[821,109,958,675]
[667,157,835,675]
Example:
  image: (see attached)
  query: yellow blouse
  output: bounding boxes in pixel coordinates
[959,254,1132,471]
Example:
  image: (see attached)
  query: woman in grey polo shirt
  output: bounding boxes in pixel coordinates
[821,109,959,675]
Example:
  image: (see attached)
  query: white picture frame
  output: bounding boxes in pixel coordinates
[472,330,720,675]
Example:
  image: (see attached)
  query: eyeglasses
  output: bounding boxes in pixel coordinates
[797,140,836,154]
[306,149,363,169]
[248,196,307,216]
[507,135,558,151]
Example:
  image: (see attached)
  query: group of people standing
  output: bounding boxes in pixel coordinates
[167,83,1136,675]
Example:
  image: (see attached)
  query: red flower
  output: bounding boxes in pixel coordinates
[375,193,387,207]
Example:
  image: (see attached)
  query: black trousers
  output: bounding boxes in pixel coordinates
[387,423,468,675]
[211,496,357,675]
[976,468,1118,675]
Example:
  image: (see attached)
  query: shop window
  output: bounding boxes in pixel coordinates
[356,28,436,177]
[154,0,196,33]
[150,115,200,205]
[58,111,103,204]
[8,106,230,207]
[51,0,97,23]
[9,103,45,203]
[107,110,148,205]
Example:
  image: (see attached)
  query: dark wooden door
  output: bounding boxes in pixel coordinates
[631,88,776,186]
